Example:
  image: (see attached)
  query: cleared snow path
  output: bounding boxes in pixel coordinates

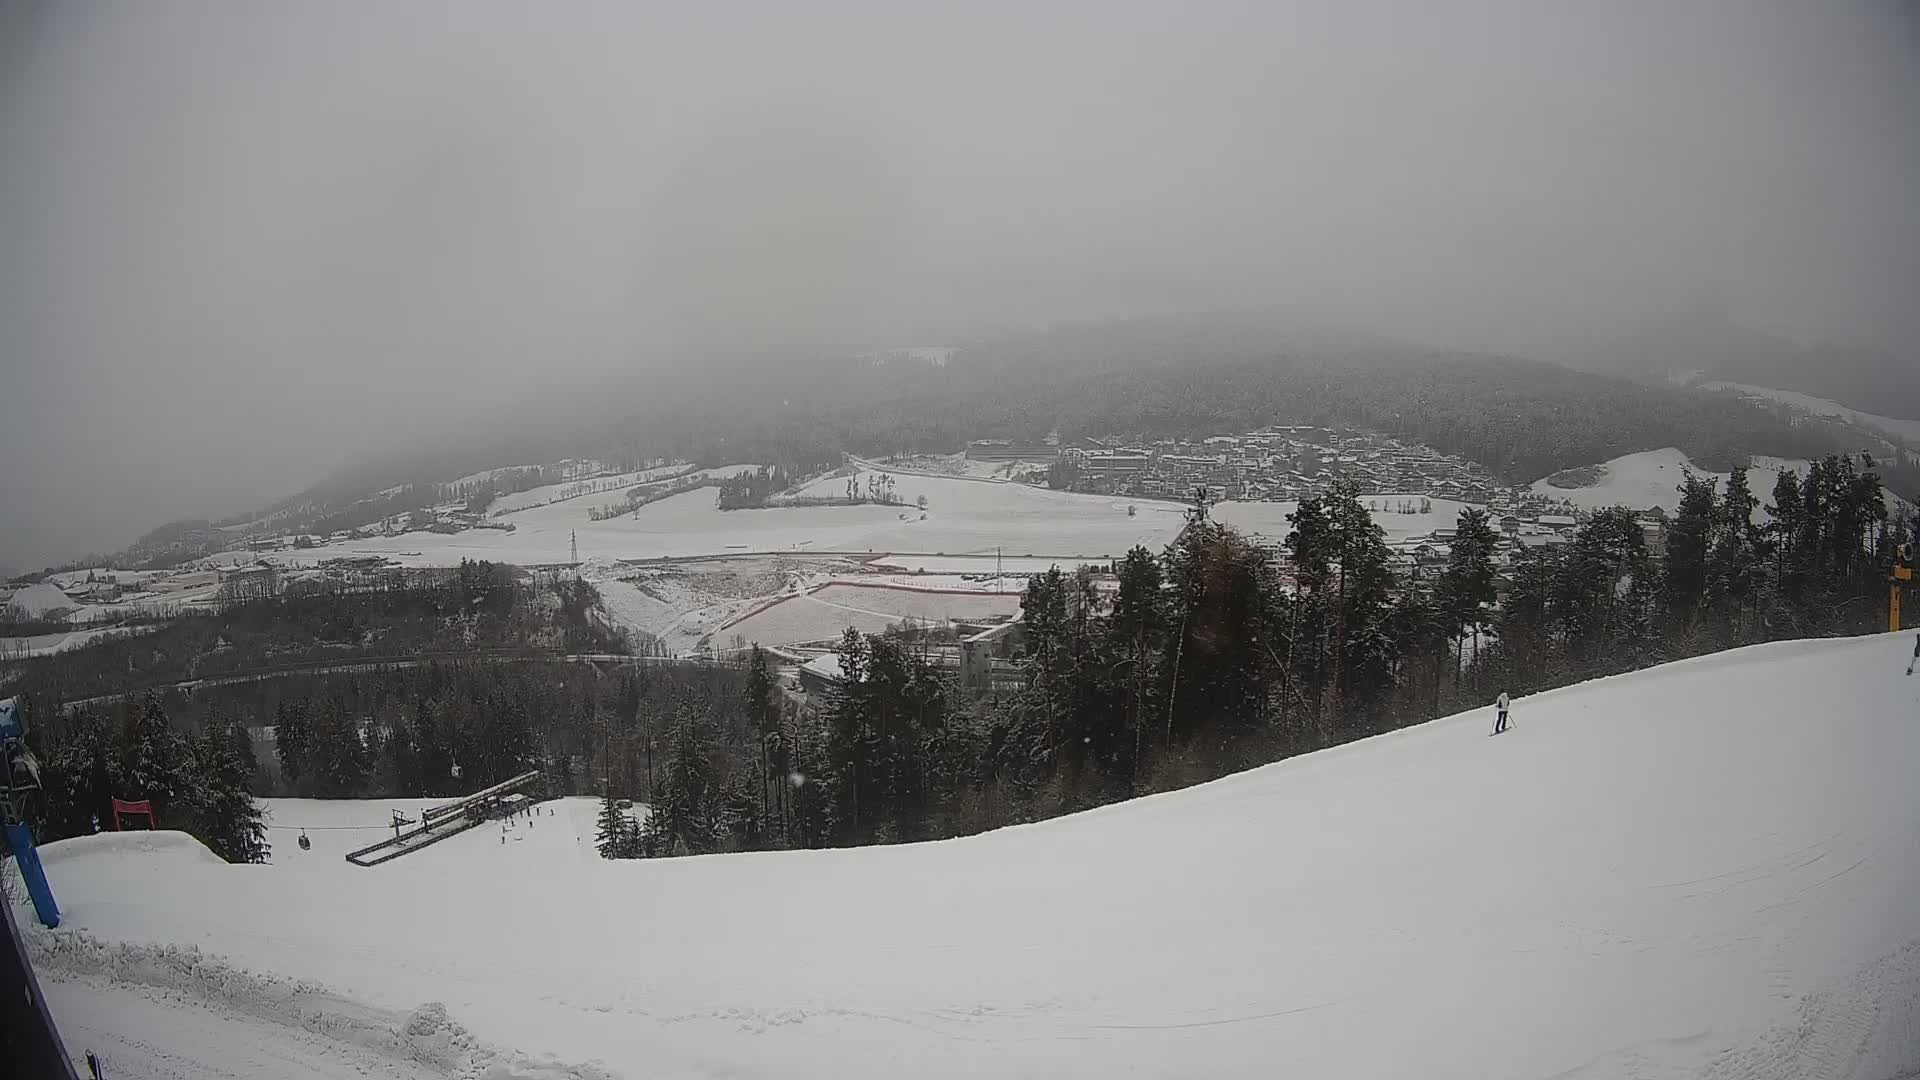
[30,928,616,1080]
[42,978,442,1080]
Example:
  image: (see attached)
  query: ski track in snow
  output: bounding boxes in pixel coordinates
[43,977,442,1080]
[22,633,1920,1078]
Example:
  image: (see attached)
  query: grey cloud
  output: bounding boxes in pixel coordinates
[2,1,1916,568]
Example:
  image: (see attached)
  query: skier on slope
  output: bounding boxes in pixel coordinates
[1907,633,1919,676]
[1493,691,1511,735]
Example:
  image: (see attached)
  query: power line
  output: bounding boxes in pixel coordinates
[262,824,397,832]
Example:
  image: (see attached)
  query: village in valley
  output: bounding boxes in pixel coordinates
[5,420,1644,674]
[962,423,1604,566]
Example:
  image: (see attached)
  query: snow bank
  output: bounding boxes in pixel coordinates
[38,830,229,868]
[27,929,618,1080]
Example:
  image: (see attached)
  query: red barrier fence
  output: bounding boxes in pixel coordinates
[111,798,155,831]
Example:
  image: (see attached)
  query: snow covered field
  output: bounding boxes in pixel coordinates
[1531,448,1812,514]
[25,632,1920,1078]
[277,473,1188,569]
[261,460,1485,585]
[1531,447,1913,519]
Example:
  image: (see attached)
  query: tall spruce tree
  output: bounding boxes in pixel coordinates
[119,693,198,823]
[1561,508,1659,668]
[212,709,259,782]
[1837,455,1888,580]
[189,725,269,863]
[273,699,312,786]
[1104,546,1165,781]
[1164,516,1274,742]
[308,696,370,797]
[822,627,873,834]
[643,704,717,856]
[1767,469,1806,597]
[782,706,837,849]
[471,691,533,785]
[1018,568,1072,758]
[1436,507,1500,683]
[411,699,454,797]
[1710,467,1766,623]
[1664,472,1718,621]
[595,792,630,858]
[744,646,778,832]
[38,711,115,839]
[1285,480,1396,735]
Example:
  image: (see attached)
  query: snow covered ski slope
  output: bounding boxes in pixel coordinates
[23,633,1920,1079]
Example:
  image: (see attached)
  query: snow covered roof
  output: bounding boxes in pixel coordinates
[6,581,75,618]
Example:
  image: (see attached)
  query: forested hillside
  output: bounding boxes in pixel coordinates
[652,318,1901,488]
[665,352,1838,484]
[5,561,636,706]
[21,655,750,863]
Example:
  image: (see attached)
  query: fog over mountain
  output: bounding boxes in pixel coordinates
[2,2,1916,570]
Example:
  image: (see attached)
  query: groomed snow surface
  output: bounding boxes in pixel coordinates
[22,632,1920,1078]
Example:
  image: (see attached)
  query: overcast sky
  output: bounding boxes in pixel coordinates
[2,1,1916,570]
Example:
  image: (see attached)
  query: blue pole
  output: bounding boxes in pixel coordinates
[5,823,59,929]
